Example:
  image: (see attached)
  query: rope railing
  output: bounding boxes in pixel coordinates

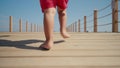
[87,14,93,18]
[98,4,111,12]
[97,23,112,27]
[86,19,94,24]
[86,25,94,29]
[0,18,8,21]
[0,16,43,32]
[118,21,120,23]
[0,16,9,18]
[0,16,9,32]
[67,0,119,33]
[80,27,84,29]
[86,1,112,24]
[97,12,112,20]
[118,10,120,12]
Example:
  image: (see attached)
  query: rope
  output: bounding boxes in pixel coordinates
[80,27,84,29]
[0,16,9,18]
[68,0,120,32]
[86,25,93,28]
[98,4,111,12]
[97,23,112,26]
[87,14,93,18]
[118,21,120,23]
[0,20,9,23]
[118,10,120,12]
[87,19,94,24]
[80,23,84,26]
[0,26,8,28]
[97,12,112,20]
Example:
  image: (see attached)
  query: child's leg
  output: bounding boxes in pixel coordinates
[58,7,70,38]
[41,8,56,49]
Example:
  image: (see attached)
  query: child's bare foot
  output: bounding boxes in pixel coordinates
[39,41,53,50]
[61,31,70,38]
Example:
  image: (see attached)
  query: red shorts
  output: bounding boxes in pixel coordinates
[40,0,68,12]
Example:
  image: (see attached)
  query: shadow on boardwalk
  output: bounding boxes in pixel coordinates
[0,35,10,38]
[0,39,65,51]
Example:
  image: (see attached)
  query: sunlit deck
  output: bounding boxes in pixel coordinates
[0,32,120,68]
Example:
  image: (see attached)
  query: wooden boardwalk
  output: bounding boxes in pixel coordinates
[0,32,120,68]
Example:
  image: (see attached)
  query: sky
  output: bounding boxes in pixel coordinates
[0,0,120,32]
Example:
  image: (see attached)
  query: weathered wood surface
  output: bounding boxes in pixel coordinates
[0,32,120,68]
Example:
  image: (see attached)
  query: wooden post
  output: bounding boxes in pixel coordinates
[66,26,68,32]
[75,22,77,32]
[9,16,12,32]
[69,25,71,32]
[71,24,72,32]
[40,26,42,32]
[67,27,69,32]
[66,27,68,32]
[84,16,86,32]
[70,25,71,32]
[34,24,36,32]
[31,23,32,32]
[71,23,73,32]
[67,26,70,32]
[112,0,118,32]
[73,23,75,32]
[36,24,38,32]
[78,19,80,32]
[72,23,73,32]
[94,10,98,32]
[39,25,41,32]
[37,24,39,32]
[19,18,22,32]
[74,22,76,32]
[37,24,38,32]
[26,21,28,32]
[68,26,70,32]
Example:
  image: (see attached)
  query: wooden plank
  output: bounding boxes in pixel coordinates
[0,66,120,68]
[0,57,120,67]
[0,32,120,68]
[0,50,120,57]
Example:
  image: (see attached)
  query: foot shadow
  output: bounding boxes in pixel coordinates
[0,39,65,51]
[0,35,10,38]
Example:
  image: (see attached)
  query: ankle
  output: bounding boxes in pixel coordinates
[60,31,70,38]
[60,29,66,32]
